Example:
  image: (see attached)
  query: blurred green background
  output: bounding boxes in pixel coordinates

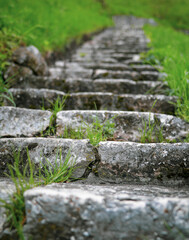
[1,0,189,53]
[0,0,189,121]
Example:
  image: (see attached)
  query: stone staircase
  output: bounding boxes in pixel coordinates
[0,16,189,239]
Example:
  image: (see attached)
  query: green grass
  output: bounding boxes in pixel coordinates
[0,0,111,54]
[60,115,116,146]
[40,96,67,136]
[1,0,189,119]
[144,24,189,121]
[0,147,75,239]
[105,0,189,29]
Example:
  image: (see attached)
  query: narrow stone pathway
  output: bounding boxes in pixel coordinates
[0,16,189,239]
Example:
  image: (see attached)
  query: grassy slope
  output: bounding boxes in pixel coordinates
[144,25,189,121]
[0,0,111,54]
[0,0,189,120]
[106,0,189,29]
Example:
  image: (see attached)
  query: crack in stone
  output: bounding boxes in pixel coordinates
[69,146,101,182]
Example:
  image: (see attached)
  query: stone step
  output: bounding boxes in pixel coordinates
[11,76,167,94]
[65,93,176,114]
[0,138,188,186]
[5,89,176,114]
[0,138,93,179]
[1,183,183,239]
[80,63,158,72]
[93,69,159,81]
[98,141,189,185]
[0,107,52,137]
[48,65,159,80]
[56,110,189,142]
[1,181,188,239]
[72,53,141,62]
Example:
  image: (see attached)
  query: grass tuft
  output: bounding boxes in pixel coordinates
[0,147,75,239]
[61,115,116,146]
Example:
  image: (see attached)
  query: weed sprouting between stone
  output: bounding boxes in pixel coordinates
[40,96,67,136]
[0,147,76,239]
[0,76,16,107]
[140,117,165,143]
[61,115,116,147]
[140,100,167,143]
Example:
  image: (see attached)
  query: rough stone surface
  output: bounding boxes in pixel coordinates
[4,89,176,114]
[19,183,189,240]
[3,63,33,80]
[81,62,158,72]
[9,77,168,94]
[0,107,52,137]
[98,141,189,185]
[12,45,49,76]
[1,15,188,240]
[56,110,189,142]
[0,138,94,178]
[0,178,15,233]
[93,69,159,81]
[3,88,66,109]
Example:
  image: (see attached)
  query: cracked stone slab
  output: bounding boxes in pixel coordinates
[0,138,94,178]
[98,142,189,185]
[93,69,159,81]
[0,107,52,137]
[6,183,187,240]
[56,110,189,142]
[5,89,176,114]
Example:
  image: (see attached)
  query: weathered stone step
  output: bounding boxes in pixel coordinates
[65,93,176,114]
[48,64,159,80]
[5,89,176,114]
[0,107,52,137]
[56,110,189,142]
[1,182,188,239]
[98,141,189,185]
[80,63,158,72]
[0,138,188,186]
[11,76,167,94]
[93,69,159,81]
[0,138,93,178]
[19,184,189,239]
[72,52,141,62]
[55,60,146,67]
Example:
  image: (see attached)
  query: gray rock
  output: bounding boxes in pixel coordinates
[0,107,52,137]
[0,138,188,186]
[3,63,33,80]
[4,89,176,114]
[11,45,48,76]
[56,110,189,142]
[93,79,168,95]
[93,69,159,81]
[0,138,94,178]
[3,88,66,109]
[80,62,158,72]
[20,183,189,240]
[98,141,189,185]
[0,178,15,233]
[9,76,168,94]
